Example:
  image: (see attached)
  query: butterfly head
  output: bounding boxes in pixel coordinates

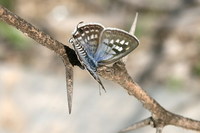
[72,21,84,38]
[68,21,83,44]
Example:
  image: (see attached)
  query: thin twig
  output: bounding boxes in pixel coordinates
[119,117,151,132]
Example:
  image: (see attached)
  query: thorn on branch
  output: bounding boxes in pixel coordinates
[62,55,74,114]
[156,127,163,133]
[119,117,152,132]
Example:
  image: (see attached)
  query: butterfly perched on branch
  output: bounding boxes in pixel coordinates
[69,22,139,92]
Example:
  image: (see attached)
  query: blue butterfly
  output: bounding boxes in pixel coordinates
[69,22,139,91]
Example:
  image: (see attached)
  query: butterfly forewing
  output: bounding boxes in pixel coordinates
[72,23,104,56]
[95,28,139,65]
[70,23,106,92]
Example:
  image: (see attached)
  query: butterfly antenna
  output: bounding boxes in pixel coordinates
[129,12,138,35]
[76,21,84,30]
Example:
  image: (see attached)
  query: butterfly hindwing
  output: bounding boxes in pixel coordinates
[95,28,139,65]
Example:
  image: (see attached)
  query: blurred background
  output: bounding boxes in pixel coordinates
[0,0,200,133]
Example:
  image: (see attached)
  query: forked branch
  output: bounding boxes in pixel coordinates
[0,5,200,132]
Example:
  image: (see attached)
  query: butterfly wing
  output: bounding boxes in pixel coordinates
[94,28,139,65]
[70,23,106,92]
[72,23,104,56]
[70,38,106,92]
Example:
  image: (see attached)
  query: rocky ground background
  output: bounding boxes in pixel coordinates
[0,0,200,133]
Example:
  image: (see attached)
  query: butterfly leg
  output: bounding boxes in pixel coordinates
[86,67,106,93]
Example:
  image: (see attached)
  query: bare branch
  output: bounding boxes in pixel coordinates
[0,5,82,114]
[169,113,200,131]
[98,62,200,131]
[0,5,82,67]
[1,5,200,132]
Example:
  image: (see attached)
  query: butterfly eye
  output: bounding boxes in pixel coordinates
[69,38,73,43]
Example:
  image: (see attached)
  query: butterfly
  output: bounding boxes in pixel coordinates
[69,22,139,92]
